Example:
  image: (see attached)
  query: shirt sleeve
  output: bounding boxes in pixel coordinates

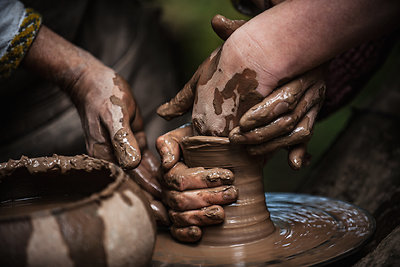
[0,0,42,79]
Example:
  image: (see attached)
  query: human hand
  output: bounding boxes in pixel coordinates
[22,26,169,223]
[157,15,264,137]
[157,15,326,169]
[70,63,172,224]
[156,124,238,242]
[229,67,326,170]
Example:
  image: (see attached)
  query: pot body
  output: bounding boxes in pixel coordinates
[0,155,155,267]
[181,136,275,246]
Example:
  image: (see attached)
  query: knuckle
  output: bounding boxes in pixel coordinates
[295,128,311,140]
[283,117,296,132]
[156,135,167,149]
[167,191,184,210]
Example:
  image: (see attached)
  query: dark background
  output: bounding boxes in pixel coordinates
[155,0,400,192]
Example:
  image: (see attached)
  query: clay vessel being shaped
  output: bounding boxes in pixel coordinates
[181,135,275,245]
[0,155,156,267]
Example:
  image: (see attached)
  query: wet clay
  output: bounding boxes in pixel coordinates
[194,68,263,136]
[156,48,222,121]
[152,136,375,266]
[0,155,156,267]
[180,136,274,245]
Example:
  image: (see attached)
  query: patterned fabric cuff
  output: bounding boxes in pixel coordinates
[0,8,42,79]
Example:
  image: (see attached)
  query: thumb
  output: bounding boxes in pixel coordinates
[211,14,247,41]
[157,71,199,121]
[112,127,141,169]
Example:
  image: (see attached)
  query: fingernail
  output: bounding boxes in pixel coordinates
[291,157,302,170]
[222,186,238,201]
[230,133,246,143]
[205,206,224,221]
[219,170,234,184]
[229,128,246,143]
[187,226,202,241]
[113,129,141,169]
[161,151,174,169]
[273,102,289,115]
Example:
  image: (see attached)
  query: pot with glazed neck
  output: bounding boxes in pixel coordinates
[0,155,156,267]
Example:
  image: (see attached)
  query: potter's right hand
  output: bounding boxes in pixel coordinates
[156,124,238,243]
[23,26,142,169]
[22,26,170,224]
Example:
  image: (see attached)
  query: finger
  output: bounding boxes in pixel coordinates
[169,205,224,227]
[170,225,202,243]
[211,14,247,41]
[230,81,325,144]
[157,71,200,121]
[85,116,115,162]
[288,143,307,170]
[111,126,141,169]
[239,74,323,132]
[163,162,234,191]
[248,104,320,156]
[105,77,141,169]
[141,148,162,181]
[127,163,162,199]
[150,199,170,226]
[156,124,193,170]
[163,185,238,211]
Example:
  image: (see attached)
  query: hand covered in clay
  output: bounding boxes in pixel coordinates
[22,26,169,224]
[157,15,326,169]
[156,124,238,242]
[229,67,326,170]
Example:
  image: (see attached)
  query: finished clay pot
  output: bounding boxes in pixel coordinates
[0,155,156,267]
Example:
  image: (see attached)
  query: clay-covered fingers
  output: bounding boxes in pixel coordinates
[170,225,202,243]
[150,199,170,226]
[230,80,325,145]
[169,205,224,227]
[127,131,163,199]
[164,185,238,212]
[157,69,200,120]
[142,189,170,226]
[287,143,311,170]
[211,14,247,41]
[86,110,140,170]
[247,104,321,156]
[163,162,234,191]
[237,71,324,133]
[127,161,162,200]
[156,125,193,169]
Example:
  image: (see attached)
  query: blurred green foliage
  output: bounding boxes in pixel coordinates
[158,0,248,80]
[156,0,399,192]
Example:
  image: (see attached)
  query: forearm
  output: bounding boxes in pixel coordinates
[229,0,400,87]
[22,25,103,92]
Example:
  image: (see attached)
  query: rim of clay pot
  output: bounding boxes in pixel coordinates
[0,154,128,221]
[182,136,230,146]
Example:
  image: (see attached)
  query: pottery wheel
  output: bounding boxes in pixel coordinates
[152,193,375,266]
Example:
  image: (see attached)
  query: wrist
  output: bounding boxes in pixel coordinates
[23,25,108,94]
[224,26,282,96]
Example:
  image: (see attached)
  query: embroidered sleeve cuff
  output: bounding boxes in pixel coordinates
[0,8,42,79]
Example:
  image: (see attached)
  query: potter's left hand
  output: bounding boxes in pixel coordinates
[156,124,238,243]
[229,67,326,170]
[157,15,326,170]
